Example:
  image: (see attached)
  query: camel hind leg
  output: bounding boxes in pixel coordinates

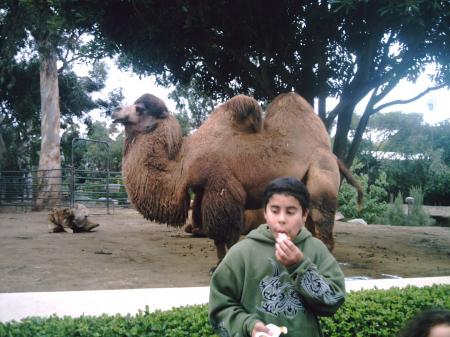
[308,198,337,251]
[187,191,208,237]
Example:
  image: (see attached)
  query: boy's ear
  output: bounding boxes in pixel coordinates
[302,208,309,219]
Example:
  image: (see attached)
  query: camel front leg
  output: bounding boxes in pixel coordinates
[215,240,227,263]
[202,173,246,273]
[209,240,227,274]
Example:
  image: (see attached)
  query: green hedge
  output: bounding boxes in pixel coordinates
[1,285,449,337]
[321,285,450,337]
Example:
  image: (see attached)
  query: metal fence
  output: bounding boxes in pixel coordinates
[0,169,130,214]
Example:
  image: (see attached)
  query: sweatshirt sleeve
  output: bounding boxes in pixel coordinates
[209,261,260,337]
[287,242,346,316]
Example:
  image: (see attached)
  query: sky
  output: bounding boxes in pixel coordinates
[88,59,450,128]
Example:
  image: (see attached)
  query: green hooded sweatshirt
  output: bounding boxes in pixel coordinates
[209,225,345,337]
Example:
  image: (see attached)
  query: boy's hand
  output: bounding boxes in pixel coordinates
[252,321,271,337]
[275,235,304,267]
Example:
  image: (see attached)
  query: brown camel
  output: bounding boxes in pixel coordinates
[112,92,362,266]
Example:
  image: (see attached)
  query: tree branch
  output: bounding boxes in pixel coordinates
[228,50,275,98]
[372,84,447,114]
[200,56,235,98]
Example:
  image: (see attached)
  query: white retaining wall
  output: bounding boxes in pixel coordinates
[1,276,449,323]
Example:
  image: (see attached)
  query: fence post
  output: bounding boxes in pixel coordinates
[71,138,112,214]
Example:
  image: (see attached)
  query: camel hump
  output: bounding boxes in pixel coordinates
[264,92,326,134]
[225,95,262,133]
[265,92,315,119]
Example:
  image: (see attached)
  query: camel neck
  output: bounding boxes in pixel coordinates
[122,133,189,226]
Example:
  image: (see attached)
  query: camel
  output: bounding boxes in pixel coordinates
[48,203,99,233]
[112,92,362,266]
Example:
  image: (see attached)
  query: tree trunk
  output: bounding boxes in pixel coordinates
[34,42,61,210]
[332,99,358,160]
[318,94,326,123]
[345,111,371,167]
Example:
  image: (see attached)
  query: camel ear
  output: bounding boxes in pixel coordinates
[226,95,262,133]
[135,94,169,118]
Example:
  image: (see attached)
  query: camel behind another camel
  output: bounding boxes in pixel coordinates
[112,92,362,266]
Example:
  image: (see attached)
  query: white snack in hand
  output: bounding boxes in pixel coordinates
[278,233,289,241]
[255,323,288,337]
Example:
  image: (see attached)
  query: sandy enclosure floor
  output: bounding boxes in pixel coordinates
[0,209,449,292]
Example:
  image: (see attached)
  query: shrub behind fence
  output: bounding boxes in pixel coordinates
[0,169,130,213]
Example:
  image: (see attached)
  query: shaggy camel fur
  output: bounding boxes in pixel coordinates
[112,92,362,265]
[48,203,99,233]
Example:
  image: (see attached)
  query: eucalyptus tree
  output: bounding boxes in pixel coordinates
[0,1,121,209]
[77,0,450,166]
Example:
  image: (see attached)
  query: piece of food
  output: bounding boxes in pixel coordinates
[255,324,288,337]
[278,233,289,241]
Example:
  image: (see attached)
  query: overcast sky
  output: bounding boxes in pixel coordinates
[86,59,450,127]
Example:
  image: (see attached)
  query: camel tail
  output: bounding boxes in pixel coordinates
[337,159,364,210]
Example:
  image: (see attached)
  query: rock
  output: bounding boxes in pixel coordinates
[334,211,345,221]
[347,218,368,226]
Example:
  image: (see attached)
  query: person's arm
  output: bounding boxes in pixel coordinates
[287,246,346,316]
[209,261,262,337]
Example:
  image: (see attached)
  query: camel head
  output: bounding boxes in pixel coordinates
[112,93,182,160]
[112,93,169,136]
[110,93,187,225]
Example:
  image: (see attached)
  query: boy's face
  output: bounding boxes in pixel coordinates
[429,324,450,337]
[264,193,308,240]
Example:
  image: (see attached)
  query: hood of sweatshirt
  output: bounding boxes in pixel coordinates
[246,224,313,245]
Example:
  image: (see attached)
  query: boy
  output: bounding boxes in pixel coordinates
[209,176,345,337]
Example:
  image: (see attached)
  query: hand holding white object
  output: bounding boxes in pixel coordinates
[254,323,288,337]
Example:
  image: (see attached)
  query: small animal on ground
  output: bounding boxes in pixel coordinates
[48,203,99,233]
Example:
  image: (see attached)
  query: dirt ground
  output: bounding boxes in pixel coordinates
[0,208,449,293]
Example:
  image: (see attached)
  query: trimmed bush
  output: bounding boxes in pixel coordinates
[338,171,388,224]
[380,186,436,226]
[321,285,450,337]
[1,285,449,337]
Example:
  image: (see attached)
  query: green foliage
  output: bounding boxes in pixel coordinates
[74,0,450,162]
[169,80,217,131]
[0,1,124,172]
[359,115,450,206]
[62,121,123,172]
[379,193,407,226]
[1,285,449,337]
[408,187,436,226]
[174,110,192,137]
[338,165,388,223]
[78,179,128,203]
[424,170,450,206]
[0,305,217,337]
[423,148,450,205]
[380,186,436,226]
[321,284,450,337]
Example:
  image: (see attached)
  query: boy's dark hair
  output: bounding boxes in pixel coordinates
[262,176,310,213]
[397,309,450,337]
